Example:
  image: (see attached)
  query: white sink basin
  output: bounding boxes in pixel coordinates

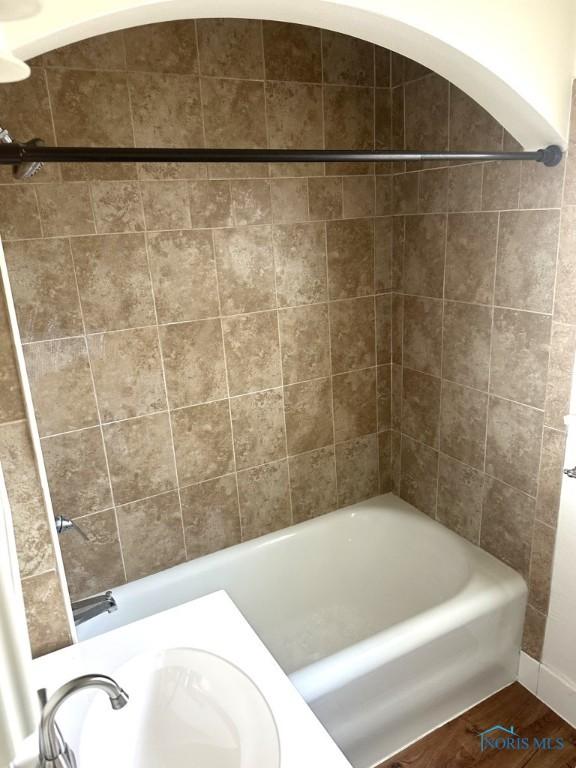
[78,648,281,768]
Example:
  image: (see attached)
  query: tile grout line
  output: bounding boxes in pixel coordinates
[67,237,129,587]
[478,207,501,548]
[435,210,448,520]
[210,224,244,543]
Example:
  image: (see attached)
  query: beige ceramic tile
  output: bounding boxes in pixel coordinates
[24,338,98,437]
[495,210,560,314]
[124,20,197,74]
[490,308,551,409]
[230,388,286,469]
[91,181,145,233]
[116,491,185,580]
[519,159,564,209]
[329,298,376,374]
[141,181,191,231]
[284,377,333,454]
[327,218,374,299]
[4,238,82,343]
[480,477,535,579]
[402,295,443,376]
[41,31,125,69]
[392,173,419,214]
[72,233,155,333]
[0,421,55,578]
[332,368,377,443]
[374,297,391,369]
[375,175,392,215]
[230,180,271,226]
[266,82,323,150]
[545,323,576,431]
[553,206,576,324]
[399,435,438,518]
[41,427,112,518]
[88,327,166,421]
[482,161,521,211]
[335,434,379,507]
[377,365,392,432]
[322,30,373,86]
[188,180,233,228]
[375,217,393,292]
[289,446,337,522]
[129,72,204,148]
[181,475,241,559]
[47,69,132,146]
[214,226,275,315]
[60,508,125,599]
[0,295,24,423]
[375,89,392,151]
[103,412,177,504]
[270,178,309,223]
[323,86,374,150]
[442,301,492,390]
[445,212,498,304]
[449,86,503,151]
[147,229,219,323]
[197,19,263,78]
[0,186,42,240]
[447,164,483,212]
[528,521,556,614]
[201,78,266,149]
[522,605,546,660]
[308,177,343,220]
[401,368,441,448]
[404,75,449,151]
[36,183,96,236]
[403,214,446,298]
[21,572,73,657]
[439,380,488,470]
[378,430,393,492]
[536,427,566,527]
[419,168,448,213]
[273,222,328,306]
[375,46,391,87]
[437,454,484,544]
[160,319,227,409]
[237,460,291,540]
[171,400,235,486]
[222,311,282,396]
[485,396,544,496]
[262,21,321,82]
[278,304,330,385]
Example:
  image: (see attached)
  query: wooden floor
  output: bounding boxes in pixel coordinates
[376,683,576,767]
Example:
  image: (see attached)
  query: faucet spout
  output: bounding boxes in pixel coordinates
[38,674,128,767]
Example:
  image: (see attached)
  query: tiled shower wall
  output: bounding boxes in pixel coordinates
[0,20,398,652]
[389,73,576,659]
[0,19,574,661]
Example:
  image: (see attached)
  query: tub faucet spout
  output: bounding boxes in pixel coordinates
[38,674,129,768]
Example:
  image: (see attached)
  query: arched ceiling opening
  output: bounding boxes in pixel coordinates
[2,0,576,149]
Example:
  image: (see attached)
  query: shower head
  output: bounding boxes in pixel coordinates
[0,125,44,179]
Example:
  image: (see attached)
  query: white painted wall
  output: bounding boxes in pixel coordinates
[0,0,575,148]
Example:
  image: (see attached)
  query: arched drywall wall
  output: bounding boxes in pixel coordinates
[1,0,575,149]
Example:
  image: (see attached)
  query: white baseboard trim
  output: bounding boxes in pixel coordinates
[517,651,576,728]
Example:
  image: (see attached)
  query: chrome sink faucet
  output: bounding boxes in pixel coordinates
[38,674,128,767]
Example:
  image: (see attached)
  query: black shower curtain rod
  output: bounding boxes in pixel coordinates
[0,142,564,167]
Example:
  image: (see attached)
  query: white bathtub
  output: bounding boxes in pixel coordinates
[78,493,527,766]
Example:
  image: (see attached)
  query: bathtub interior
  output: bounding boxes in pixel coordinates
[75,494,527,767]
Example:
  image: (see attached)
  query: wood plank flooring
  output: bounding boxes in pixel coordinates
[376,683,576,767]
